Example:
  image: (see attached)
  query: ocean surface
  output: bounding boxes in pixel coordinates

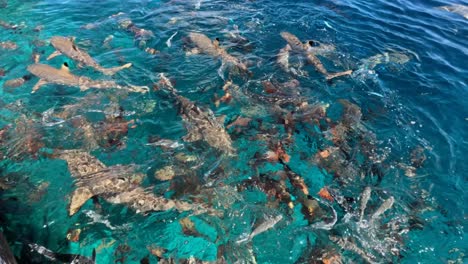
[0,0,467,263]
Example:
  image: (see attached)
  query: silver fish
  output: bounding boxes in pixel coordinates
[27,63,148,93]
[48,36,132,75]
[359,187,372,222]
[280,32,352,80]
[358,52,411,72]
[371,196,395,221]
[277,44,291,72]
[237,214,283,243]
[166,31,178,48]
[331,236,377,264]
[0,41,17,50]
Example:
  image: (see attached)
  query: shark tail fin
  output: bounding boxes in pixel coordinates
[100,63,132,75]
[326,70,353,80]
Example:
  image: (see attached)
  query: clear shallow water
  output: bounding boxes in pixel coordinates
[0,0,467,263]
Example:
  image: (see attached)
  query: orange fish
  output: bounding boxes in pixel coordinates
[318,187,333,202]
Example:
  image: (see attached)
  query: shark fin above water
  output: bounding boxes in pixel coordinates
[60,62,70,72]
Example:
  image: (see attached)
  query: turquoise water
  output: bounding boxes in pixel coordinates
[0,0,467,263]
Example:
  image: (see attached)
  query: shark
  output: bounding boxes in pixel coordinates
[55,150,212,216]
[48,36,132,75]
[437,4,468,19]
[27,63,148,93]
[279,31,352,80]
[161,75,235,155]
[187,32,250,75]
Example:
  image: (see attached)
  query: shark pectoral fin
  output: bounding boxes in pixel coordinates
[182,130,203,142]
[46,50,62,60]
[31,79,48,93]
[69,187,94,216]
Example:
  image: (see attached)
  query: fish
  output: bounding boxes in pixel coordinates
[146,138,183,149]
[3,76,29,88]
[166,31,178,48]
[0,41,17,50]
[187,32,250,75]
[276,44,291,72]
[27,63,148,93]
[47,36,132,75]
[237,214,283,243]
[280,32,352,80]
[371,196,394,221]
[161,78,235,155]
[28,243,96,264]
[330,236,377,264]
[103,187,211,215]
[359,187,372,222]
[118,17,154,43]
[437,4,468,19]
[55,150,209,216]
[0,20,18,30]
[0,232,17,264]
[355,51,411,77]
[282,163,309,195]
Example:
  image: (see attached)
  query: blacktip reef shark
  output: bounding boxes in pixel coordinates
[27,63,149,93]
[187,32,251,75]
[279,31,352,80]
[48,36,132,75]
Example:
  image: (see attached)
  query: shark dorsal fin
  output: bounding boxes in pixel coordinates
[61,62,70,73]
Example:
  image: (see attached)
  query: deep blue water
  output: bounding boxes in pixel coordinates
[0,0,467,263]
